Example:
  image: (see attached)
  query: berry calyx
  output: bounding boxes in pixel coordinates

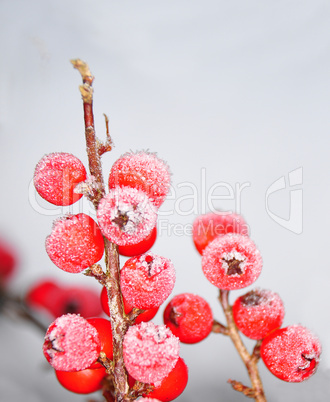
[232,288,285,340]
[108,151,171,208]
[87,317,113,368]
[123,322,180,384]
[46,213,104,273]
[163,293,213,344]
[118,226,157,257]
[100,286,159,324]
[202,233,262,290]
[120,253,176,309]
[34,152,87,206]
[55,367,106,394]
[260,325,321,382]
[144,357,189,401]
[193,212,249,255]
[43,314,101,372]
[97,187,157,246]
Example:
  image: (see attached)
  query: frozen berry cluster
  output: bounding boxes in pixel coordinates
[193,211,321,386]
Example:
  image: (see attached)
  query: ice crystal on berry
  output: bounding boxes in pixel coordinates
[46,213,104,273]
[97,187,157,246]
[202,233,262,290]
[34,152,87,206]
[108,151,171,208]
[43,314,101,372]
[260,325,321,382]
[123,322,180,384]
[120,253,176,309]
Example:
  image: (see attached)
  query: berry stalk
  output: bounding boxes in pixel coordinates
[72,60,132,402]
[219,290,266,401]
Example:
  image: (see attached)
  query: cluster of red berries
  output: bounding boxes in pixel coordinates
[34,149,191,400]
[193,212,321,383]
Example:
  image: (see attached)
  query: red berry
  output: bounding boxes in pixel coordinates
[192,212,249,255]
[87,318,113,368]
[100,286,159,324]
[123,322,180,384]
[139,399,161,402]
[232,288,285,340]
[118,227,157,257]
[108,151,171,208]
[55,367,106,394]
[0,238,17,282]
[97,187,157,246]
[46,213,104,273]
[260,325,321,382]
[202,234,262,290]
[43,314,101,372]
[163,293,213,344]
[144,357,188,401]
[34,152,87,206]
[120,253,176,310]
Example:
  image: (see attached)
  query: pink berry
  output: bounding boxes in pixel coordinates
[260,325,321,382]
[46,213,104,273]
[96,187,157,246]
[123,322,180,384]
[193,212,249,255]
[163,293,213,344]
[202,233,262,290]
[34,152,87,206]
[43,314,101,372]
[232,288,284,340]
[108,151,171,208]
[120,253,176,309]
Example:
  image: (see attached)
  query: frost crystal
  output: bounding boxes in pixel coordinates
[123,322,180,384]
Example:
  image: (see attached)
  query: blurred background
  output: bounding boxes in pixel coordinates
[1,0,330,401]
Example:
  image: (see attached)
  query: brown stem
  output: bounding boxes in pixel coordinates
[219,290,266,402]
[72,59,133,402]
[212,319,229,335]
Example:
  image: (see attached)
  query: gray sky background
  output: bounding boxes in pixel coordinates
[1,1,330,401]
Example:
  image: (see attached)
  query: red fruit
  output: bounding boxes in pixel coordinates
[192,212,249,255]
[145,357,188,401]
[108,151,171,208]
[260,325,321,382]
[26,280,102,318]
[202,234,262,290]
[232,288,284,340]
[118,227,157,257]
[55,367,106,394]
[97,187,157,246]
[0,238,17,282]
[87,318,113,368]
[123,322,180,384]
[120,253,176,310]
[34,152,87,206]
[163,293,213,344]
[46,213,104,273]
[43,314,101,372]
[139,399,161,402]
[100,286,159,324]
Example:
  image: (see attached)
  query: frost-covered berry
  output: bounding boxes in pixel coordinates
[43,314,101,372]
[123,322,180,384]
[100,286,159,324]
[34,152,87,206]
[87,318,113,368]
[143,357,189,402]
[120,253,176,310]
[232,288,284,340]
[193,212,249,255]
[163,293,213,344]
[46,213,104,274]
[108,151,171,208]
[260,325,321,382]
[138,399,162,402]
[97,187,157,246]
[202,234,262,290]
[118,226,157,257]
